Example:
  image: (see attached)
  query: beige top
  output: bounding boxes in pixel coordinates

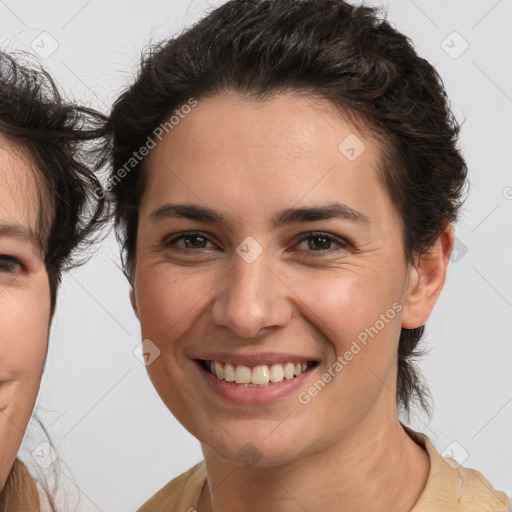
[138,427,511,511]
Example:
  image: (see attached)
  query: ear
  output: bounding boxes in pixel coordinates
[401,224,454,329]
[129,287,139,319]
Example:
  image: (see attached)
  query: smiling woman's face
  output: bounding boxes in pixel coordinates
[0,135,50,489]
[131,92,441,467]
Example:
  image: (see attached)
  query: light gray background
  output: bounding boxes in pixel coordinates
[1,0,511,510]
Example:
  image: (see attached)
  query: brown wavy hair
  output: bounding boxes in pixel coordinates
[105,0,468,417]
[0,50,107,509]
[0,459,39,511]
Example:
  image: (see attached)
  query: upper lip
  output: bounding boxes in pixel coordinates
[193,352,319,367]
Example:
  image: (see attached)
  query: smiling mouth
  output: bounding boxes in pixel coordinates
[197,359,319,386]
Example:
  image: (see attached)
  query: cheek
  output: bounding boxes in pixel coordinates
[135,266,214,340]
[0,288,50,385]
[0,288,49,489]
[134,267,217,430]
[298,268,404,342]
[296,269,404,399]
[135,259,406,349]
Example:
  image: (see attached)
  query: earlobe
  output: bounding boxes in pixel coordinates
[401,224,454,329]
[129,287,139,319]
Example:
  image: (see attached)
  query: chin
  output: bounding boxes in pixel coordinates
[200,427,309,469]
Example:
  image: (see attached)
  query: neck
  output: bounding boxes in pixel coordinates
[197,408,430,512]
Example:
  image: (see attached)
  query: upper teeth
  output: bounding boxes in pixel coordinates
[207,360,311,385]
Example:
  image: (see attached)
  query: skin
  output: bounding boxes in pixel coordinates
[131,92,454,512]
[0,134,51,491]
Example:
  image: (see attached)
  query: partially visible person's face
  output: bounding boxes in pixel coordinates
[131,92,447,467]
[0,134,50,490]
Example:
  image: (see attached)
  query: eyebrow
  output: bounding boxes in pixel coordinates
[149,202,370,227]
[0,223,40,245]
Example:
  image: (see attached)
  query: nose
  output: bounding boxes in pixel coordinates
[210,250,293,339]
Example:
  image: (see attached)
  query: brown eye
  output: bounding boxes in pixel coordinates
[163,232,215,251]
[294,232,350,256]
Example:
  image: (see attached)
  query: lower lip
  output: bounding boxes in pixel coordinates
[194,360,317,405]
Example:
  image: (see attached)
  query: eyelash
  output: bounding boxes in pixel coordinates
[0,255,23,274]
[162,231,350,257]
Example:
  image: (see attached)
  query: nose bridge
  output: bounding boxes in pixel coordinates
[211,245,291,338]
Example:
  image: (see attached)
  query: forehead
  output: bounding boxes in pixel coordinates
[153,91,377,157]
[0,133,40,237]
[142,92,395,229]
